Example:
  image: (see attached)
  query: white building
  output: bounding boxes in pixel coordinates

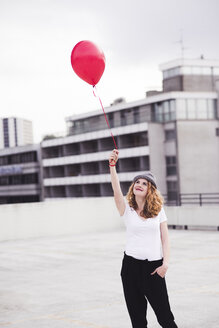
[0,144,43,204]
[0,117,33,149]
[41,58,219,205]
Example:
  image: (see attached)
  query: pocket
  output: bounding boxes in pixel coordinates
[156,272,164,279]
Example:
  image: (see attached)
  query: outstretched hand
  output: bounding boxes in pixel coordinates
[109,149,119,165]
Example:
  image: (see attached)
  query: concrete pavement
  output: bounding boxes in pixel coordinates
[0,228,219,328]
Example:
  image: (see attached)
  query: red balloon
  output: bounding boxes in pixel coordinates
[71,40,105,86]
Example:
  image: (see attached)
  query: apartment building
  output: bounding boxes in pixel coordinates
[41,58,219,204]
[0,117,33,149]
[0,144,43,204]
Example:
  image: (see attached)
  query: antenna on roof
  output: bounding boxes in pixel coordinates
[174,29,187,59]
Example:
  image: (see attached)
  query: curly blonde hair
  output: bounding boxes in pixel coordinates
[126,181,164,219]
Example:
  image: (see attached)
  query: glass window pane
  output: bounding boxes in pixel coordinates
[156,103,162,115]
[197,99,208,119]
[181,66,192,75]
[154,103,163,122]
[170,111,176,120]
[207,99,215,118]
[163,71,168,79]
[187,99,196,119]
[163,101,169,113]
[176,99,187,119]
[202,67,211,75]
[191,67,202,75]
[164,113,170,122]
[169,69,174,78]
[172,67,180,76]
[169,100,175,112]
[213,68,219,75]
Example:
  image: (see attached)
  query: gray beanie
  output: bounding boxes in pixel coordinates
[132,171,157,189]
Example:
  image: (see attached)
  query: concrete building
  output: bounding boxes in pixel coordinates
[41,58,219,205]
[0,144,43,204]
[0,117,33,149]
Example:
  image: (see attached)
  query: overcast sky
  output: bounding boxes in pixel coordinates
[0,0,219,143]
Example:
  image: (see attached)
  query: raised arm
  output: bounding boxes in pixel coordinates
[109,149,126,216]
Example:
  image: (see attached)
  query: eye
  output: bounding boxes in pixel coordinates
[143,182,147,185]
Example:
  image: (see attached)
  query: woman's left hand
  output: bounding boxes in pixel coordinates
[151,263,168,278]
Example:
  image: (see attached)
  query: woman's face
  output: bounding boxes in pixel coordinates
[133,178,148,198]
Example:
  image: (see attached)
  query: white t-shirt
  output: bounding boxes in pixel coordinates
[120,201,167,261]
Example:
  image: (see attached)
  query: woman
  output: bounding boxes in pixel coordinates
[109,149,178,328]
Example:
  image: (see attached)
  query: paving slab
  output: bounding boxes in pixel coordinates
[0,228,219,328]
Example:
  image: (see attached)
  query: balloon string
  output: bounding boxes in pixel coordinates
[93,86,118,150]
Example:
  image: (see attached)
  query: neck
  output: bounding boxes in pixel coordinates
[135,196,145,211]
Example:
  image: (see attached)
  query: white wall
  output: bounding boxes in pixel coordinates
[148,123,167,194]
[0,198,218,241]
[177,120,219,193]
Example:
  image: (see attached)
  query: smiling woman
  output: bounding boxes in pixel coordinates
[108,148,178,328]
[126,175,164,219]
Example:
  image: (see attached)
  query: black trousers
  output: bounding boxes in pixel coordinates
[121,252,178,328]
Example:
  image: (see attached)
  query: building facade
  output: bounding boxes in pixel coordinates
[0,117,33,149]
[41,58,219,204]
[0,144,43,204]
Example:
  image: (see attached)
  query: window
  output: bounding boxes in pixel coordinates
[163,67,180,79]
[216,128,219,136]
[163,102,170,122]
[181,66,212,75]
[121,112,127,126]
[133,107,140,124]
[11,175,22,185]
[176,99,187,119]
[23,173,38,184]
[208,99,217,119]
[202,67,211,75]
[153,100,176,123]
[10,154,20,164]
[187,99,196,119]
[213,67,219,75]
[192,66,202,75]
[21,152,37,163]
[181,66,192,75]
[0,156,8,166]
[197,99,208,119]
[167,180,178,201]
[165,130,175,141]
[154,103,163,122]
[108,113,114,128]
[166,156,177,176]
[0,177,9,185]
[177,98,217,120]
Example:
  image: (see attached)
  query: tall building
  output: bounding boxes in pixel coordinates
[41,57,219,204]
[0,144,43,204]
[0,117,33,149]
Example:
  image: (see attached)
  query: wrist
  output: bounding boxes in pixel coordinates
[162,261,169,268]
[109,159,117,167]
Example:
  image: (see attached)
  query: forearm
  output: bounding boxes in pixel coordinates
[110,166,122,194]
[162,238,170,266]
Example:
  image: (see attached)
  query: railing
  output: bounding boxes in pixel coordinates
[164,193,219,206]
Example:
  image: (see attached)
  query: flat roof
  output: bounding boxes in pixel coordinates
[159,58,219,71]
[65,91,217,122]
[0,143,40,156]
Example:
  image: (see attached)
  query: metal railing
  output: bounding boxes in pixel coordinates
[164,193,219,206]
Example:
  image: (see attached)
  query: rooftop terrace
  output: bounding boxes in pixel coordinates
[0,228,218,327]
